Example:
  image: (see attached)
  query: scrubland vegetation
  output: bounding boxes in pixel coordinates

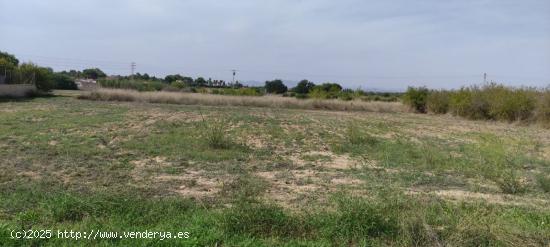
[0,93,549,246]
[404,83,550,126]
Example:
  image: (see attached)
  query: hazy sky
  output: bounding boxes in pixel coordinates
[1,0,549,90]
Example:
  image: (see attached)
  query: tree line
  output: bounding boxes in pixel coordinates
[1,51,401,102]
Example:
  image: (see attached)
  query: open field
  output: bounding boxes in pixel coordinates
[1,92,549,246]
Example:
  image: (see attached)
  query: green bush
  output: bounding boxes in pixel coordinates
[171,80,186,89]
[202,117,231,149]
[536,174,550,193]
[445,84,539,121]
[17,63,55,92]
[52,73,77,90]
[448,88,472,117]
[535,90,550,126]
[307,83,343,99]
[338,92,353,101]
[494,168,526,194]
[99,79,166,91]
[484,84,536,121]
[308,86,330,99]
[403,87,429,113]
[209,87,263,96]
[448,87,490,120]
[426,90,450,114]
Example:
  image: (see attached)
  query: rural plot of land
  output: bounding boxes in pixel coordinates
[0,95,549,246]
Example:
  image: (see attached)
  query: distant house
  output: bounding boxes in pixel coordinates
[75,79,98,90]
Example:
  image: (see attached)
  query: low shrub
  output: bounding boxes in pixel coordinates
[536,174,550,193]
[99,79,166,91]
[535,90,550,126]
[211,87,263,96]
[52,73,77,90]
[171,80,186,89]
[223,202,308,238]
[403,87,429,113]
[439,84,543,123]
[484,84,536,121]
[308,86,330,99]
[426,90,450,114]
[201,116,231,149]
[494,169,526,194]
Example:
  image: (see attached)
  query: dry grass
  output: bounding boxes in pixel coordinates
[0,84,36,98]
[79,88,407,113]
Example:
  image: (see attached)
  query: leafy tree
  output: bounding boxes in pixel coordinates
[265,79,288,94]
[164,74,185,83]
[59,70,82,78]
[0,51,19,66]
[292,79,315,94]
[308,82,343,99]
[82,68,106,79]
[52,73,77,90]
[182,76,194,86]
[18,63,55,91]
[195,77,207,87]
[0,58,17,83]
[320,83,342,93]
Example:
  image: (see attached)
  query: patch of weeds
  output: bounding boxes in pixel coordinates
[447,207,504,246]
[296,177,314,186]
[201,115,232,149]
[0,169,16,183]
[301,154,332,163]
[493,170,525,194]
[346,121,378,146]
[492,157,527,194]
[183,179,198,188]
[536,174,550,193]
[45,193,93,222]
[220,175,268,201]
[327,195,400,240]
[223,202,311,238]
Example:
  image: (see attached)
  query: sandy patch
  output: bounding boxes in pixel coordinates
[246,136,267,149]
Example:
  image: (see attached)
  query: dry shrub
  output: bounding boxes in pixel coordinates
[79,89,408,113]
[484,84,536,122]
[446,84,540,123]
[535,90,550,126]
[402,87,429,113]
[426,90,450,114]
